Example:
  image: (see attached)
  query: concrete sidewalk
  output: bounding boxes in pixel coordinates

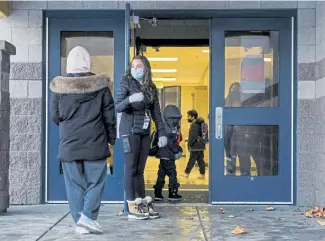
[0,204,324,241]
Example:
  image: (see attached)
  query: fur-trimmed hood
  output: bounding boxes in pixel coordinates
[50,73,111,94]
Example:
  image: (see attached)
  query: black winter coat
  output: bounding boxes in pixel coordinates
[50,73,116,162]
[115,75,165,137]
[188,118,206,151]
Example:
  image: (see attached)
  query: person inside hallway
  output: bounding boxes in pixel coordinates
[115,55,167,220]
[153,104,183,202]
[181,110,206,179]
[50,46,116,234]
[224,82,251,176]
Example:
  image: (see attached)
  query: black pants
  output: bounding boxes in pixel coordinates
[185,151,205,175]
[155,159,179,189]
[124,134,150,201]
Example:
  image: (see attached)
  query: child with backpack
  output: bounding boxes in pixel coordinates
[150,104,183,202]
[181,110,208,179]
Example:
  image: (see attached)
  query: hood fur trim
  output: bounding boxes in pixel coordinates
[50,73,110,94]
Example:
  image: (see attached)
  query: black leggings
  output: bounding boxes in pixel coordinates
[124,134,150,201]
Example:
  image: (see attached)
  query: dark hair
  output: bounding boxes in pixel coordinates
[187,110,198,119]
[125,55,154,101]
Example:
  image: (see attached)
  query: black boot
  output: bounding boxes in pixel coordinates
[167,188,182,202]
[153,185,164,201]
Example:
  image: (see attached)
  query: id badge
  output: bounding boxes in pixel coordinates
[142,112,150,130]
[142,116,150,129]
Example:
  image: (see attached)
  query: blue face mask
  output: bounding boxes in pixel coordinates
[131,68,144,81]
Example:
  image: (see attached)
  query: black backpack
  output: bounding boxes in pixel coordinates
[200,121,209,144]
[148,130,159,156]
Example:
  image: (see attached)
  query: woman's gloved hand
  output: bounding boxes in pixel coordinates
[157,136,167,147]
[175,151,182,160]
[129,92,144,103]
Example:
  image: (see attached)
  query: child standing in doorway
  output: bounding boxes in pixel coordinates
[152,104,183,202]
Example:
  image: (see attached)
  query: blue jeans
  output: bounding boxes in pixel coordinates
[61,160,107,224]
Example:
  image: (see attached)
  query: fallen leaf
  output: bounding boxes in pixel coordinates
[247,208,254,212]
[219,208,225,214]
[232,226,248,235]
[266,206,276,211]
[315,212,323,218]
[305,209,313,218]
[316,220,325,226]
[304,207,325,218]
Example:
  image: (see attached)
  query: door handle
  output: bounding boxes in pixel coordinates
[215,107,223,139]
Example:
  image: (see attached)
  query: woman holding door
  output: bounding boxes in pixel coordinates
[115,55,167,220]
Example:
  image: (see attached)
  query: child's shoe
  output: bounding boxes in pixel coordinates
[167,188,182,202]
[153,186,164,201]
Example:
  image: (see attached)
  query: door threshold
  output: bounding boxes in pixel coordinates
[211,202,293,205]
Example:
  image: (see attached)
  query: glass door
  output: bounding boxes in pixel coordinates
[47,13,126,202]
[210,18,293,204]
[161,86,181,112]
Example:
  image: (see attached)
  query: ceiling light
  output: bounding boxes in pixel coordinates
[202,50,209,53]
[152,78,176,82]
[147,57,178,61]
[152,69,177,73]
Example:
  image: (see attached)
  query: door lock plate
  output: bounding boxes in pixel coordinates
[215,107,223,139]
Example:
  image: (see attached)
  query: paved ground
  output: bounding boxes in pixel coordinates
[0,204,324,241]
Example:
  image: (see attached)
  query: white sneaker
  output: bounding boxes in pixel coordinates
[77,213,103,234]
[75,226,90,234]
[94,220,102,229]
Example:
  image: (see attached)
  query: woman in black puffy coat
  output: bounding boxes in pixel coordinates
[115,55,167,220]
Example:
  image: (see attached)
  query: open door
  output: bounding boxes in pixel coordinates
[47,11,127,202]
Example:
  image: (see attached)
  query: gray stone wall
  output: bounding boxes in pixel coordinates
[0,41,15,212]
[297,6,316,206]
[0,0,321,205]
[3,1,43,204]
[297,1,325,206]
[314,1,325,206]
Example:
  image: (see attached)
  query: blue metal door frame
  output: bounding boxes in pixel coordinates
[46,11,126,202]
[44,8,297,204]
[209,18,294,204]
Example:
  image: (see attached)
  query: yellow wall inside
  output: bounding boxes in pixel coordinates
[0,1,8,18]
[178,85,209,161]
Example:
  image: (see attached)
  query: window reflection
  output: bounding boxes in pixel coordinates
[224,125,278,176]
[225,31,279,108]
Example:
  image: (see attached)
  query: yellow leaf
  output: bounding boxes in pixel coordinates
[232,226,248,235]
[316,220,325,226]
[266,206,275,211]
